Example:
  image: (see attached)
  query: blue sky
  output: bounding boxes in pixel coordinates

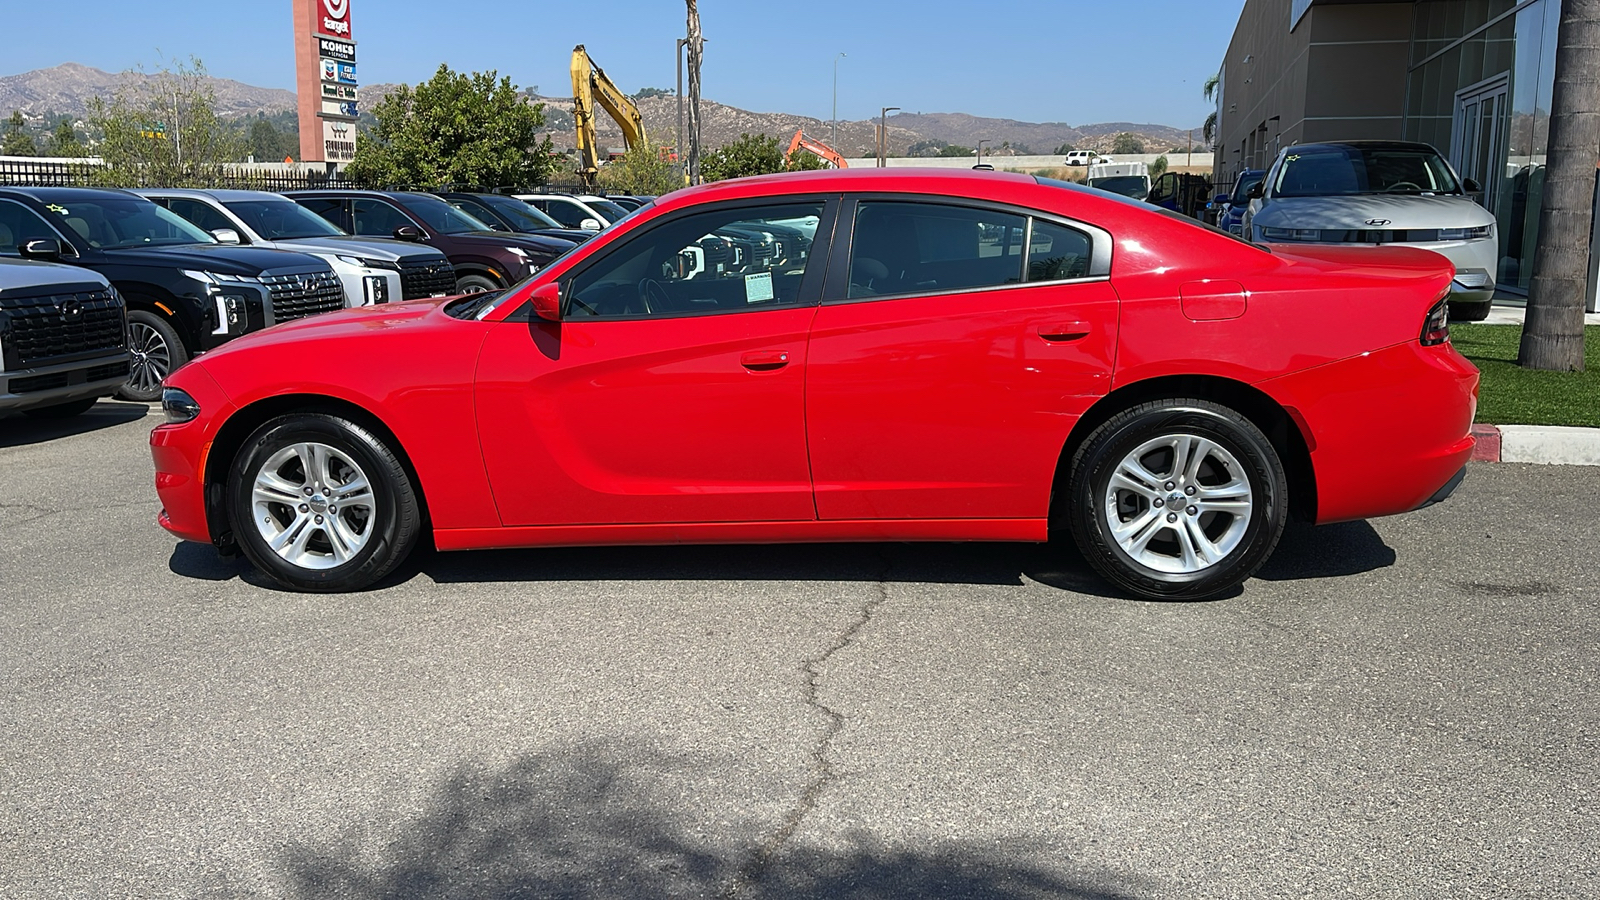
[5,0,1245,128]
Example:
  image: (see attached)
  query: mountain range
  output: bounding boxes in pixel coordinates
[1,63,1198,157]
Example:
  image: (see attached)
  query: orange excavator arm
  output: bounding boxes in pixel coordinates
[785,129,849,169]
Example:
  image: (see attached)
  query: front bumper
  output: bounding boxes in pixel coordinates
[0,352,131,413]
[150,362,235,544]
[1259,339,1480,524]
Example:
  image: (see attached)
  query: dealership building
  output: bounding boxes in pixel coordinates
[1212,0,1580,302]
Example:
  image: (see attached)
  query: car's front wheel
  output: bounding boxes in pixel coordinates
[1067,399,1288,601]
[454,274,499,294]
[227,413,422,592]
[118,310,187,403]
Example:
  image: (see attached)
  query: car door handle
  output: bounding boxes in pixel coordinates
[741,350,791,370]
[1038,322,1092,342]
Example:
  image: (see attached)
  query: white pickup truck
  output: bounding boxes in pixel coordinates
[1087,161,1152,201]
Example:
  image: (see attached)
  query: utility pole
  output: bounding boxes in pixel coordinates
[878,106,899,168]
[685,1,704,185]
[676,38,686,179]
[1520,0,1599,371]
[832,52,846,147]
[1187,129,1192,167]
[977,139,991,168]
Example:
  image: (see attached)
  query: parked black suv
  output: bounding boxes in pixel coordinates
[0,187,343,402]
[432,192,594,246]
[284,190,575,293]
[0,258,129,418]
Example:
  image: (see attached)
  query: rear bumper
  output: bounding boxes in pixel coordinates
[1259,339,1480,524]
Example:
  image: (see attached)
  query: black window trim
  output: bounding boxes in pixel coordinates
[550,194,841,323]
[820,192,1112,306]
[0,196,83,258]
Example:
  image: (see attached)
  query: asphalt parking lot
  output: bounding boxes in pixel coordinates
[2,403,1597,899]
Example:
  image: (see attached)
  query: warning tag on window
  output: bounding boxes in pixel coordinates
[744,271,774,303]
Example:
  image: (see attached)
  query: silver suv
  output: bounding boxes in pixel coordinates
[1244,141,1497,320]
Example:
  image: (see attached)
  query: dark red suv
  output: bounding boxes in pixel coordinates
[284,190,574,293]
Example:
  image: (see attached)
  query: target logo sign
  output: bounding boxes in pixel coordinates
[320,0,350,37]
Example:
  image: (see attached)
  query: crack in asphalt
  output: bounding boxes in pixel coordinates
[719,558,893,899]
[0,498,152,527]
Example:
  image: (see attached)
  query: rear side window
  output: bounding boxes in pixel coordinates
[296,198,350,232]
[352,199,416,237]
[538,199,590,228]
[1026,220,1091,281]
[165,198,236,236]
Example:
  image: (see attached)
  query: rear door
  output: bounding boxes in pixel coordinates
[804,195,1119,521]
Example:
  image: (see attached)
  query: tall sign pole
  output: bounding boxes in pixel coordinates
[293,0,359,168]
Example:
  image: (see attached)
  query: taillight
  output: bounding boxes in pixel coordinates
[1421,298,1450,346]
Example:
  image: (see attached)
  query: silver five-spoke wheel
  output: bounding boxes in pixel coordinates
[1105,433,1253,575]
[250,441,376,570]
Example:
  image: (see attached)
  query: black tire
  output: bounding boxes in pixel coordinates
[118,309,188,403]
[454,274,500,294]
[1448,299,1493,322]
[21,397,98,419]
[227,413,422,592]
[1067,399,1288,601]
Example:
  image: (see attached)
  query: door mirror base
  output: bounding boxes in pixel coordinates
[529,282,562,322]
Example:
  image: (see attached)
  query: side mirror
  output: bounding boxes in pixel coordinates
[1247,182,1265,200]
[20,238,62,260]
[1463,177,1482,193]
[580,218,602,231]
[210,228,241,244]
[393,224,425,242]
[1212,192,1229,206]
[529,282,562,322]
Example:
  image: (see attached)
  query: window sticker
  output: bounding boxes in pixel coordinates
[744,271,774,303]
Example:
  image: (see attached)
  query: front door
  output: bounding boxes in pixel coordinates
[475,199,833,527]
[806,198,1118,521]
[1451,74,1510,212]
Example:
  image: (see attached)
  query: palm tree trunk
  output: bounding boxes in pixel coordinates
[1519,0,1599,372]
[685,1,704,185]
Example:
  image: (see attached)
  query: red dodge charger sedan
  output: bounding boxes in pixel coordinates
[150,170,1478,600]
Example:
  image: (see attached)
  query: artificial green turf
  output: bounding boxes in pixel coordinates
[1448,323,1600,427]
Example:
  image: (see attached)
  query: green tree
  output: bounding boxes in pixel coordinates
[631,87,673,101]
[47,119,82,157]
[1053,143,1076,155]
[345,64,556,189]
[1203,70,1221,148]
[87,57,245,187]
[2,111,38,156]
[937,144,975,157]
[699,132,784,181]
[907,138,948,157]
[598,143,681,195]
[785,145,830,171]
[1111,132,1145,154]
[1150,155,1169,180]
[249,115,292,162]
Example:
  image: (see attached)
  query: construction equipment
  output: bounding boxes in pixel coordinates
[570,44,646,186]
[785,129,849,170]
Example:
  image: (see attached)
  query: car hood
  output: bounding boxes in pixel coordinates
[451,231,574,255]
[1255,194,1494,230]
[0,256,112,291]
[205,295,463,354]
[268,235,449,262]
[102,243,331,275]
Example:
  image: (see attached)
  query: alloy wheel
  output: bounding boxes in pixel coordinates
[1103,433,1254,574]
[250,441,377,570]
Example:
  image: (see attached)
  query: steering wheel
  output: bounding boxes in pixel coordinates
[1385,182,1422,193]
[636,278,669,315]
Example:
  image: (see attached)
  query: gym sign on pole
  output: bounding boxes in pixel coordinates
[293,0,358,164]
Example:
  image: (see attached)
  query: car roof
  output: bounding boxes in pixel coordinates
[0,186,141,201]
[134,188,291,202]
[649,168,1036,212]
[1287,140,1442,153]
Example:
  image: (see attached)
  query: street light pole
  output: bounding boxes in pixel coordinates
[676,38,686,170]
[878,106,899,168]
[976,139,991,168]
[832,52,846,147]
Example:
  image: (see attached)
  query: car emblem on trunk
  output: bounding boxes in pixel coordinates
[1365,218,1391,227]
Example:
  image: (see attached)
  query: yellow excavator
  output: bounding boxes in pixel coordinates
[570,44,646,187]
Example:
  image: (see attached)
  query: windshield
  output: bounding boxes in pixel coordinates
[224,199,346,239]
[41,197,214,249]
[401,194,494,234]
[586,199,630,221]
[477,195,564,232]
[1231,172,1265,205]
[1089,176,1150,199]
[1273,146,1461,197]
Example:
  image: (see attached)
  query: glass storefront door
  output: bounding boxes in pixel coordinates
[1451,74,1510,212]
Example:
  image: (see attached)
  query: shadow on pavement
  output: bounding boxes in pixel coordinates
[0,401,150,448]
[1255,520,1396,581]
[276,747,1143,900]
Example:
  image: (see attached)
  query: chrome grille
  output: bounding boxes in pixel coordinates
[0,288,125,368]
[262,270,344,322]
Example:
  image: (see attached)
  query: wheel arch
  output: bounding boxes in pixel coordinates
[202,393,433,554]
[122,287,202,353]
[1050,374,1317,529]
[450,258,510,288]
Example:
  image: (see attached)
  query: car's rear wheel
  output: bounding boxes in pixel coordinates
[118,310,186,403]
[227,413,422,592]
[1067,399,1287,601]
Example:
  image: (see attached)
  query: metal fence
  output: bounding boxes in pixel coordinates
[0,158,354,191]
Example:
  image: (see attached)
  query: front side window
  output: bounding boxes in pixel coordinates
[225,199,347,239]
[164,198,236,235]
[295,198,351,232]
[537,199,591,228]
[1273,146,1462,196]
[352,199,418,236]
[0,199,69,256]
[399,195,492,234]
[848,201,1027,298]
[565,201,825,319]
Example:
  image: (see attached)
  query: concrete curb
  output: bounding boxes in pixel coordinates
[1469,423,1600,466]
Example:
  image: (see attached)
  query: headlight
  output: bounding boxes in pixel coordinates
[1259,227,1322,242]
[161,387,201,423]
[182,270,261,286]
[335,254,394,269]
[506,246,537,274]
[1437,225,1492,241]
[336,254,366,267]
